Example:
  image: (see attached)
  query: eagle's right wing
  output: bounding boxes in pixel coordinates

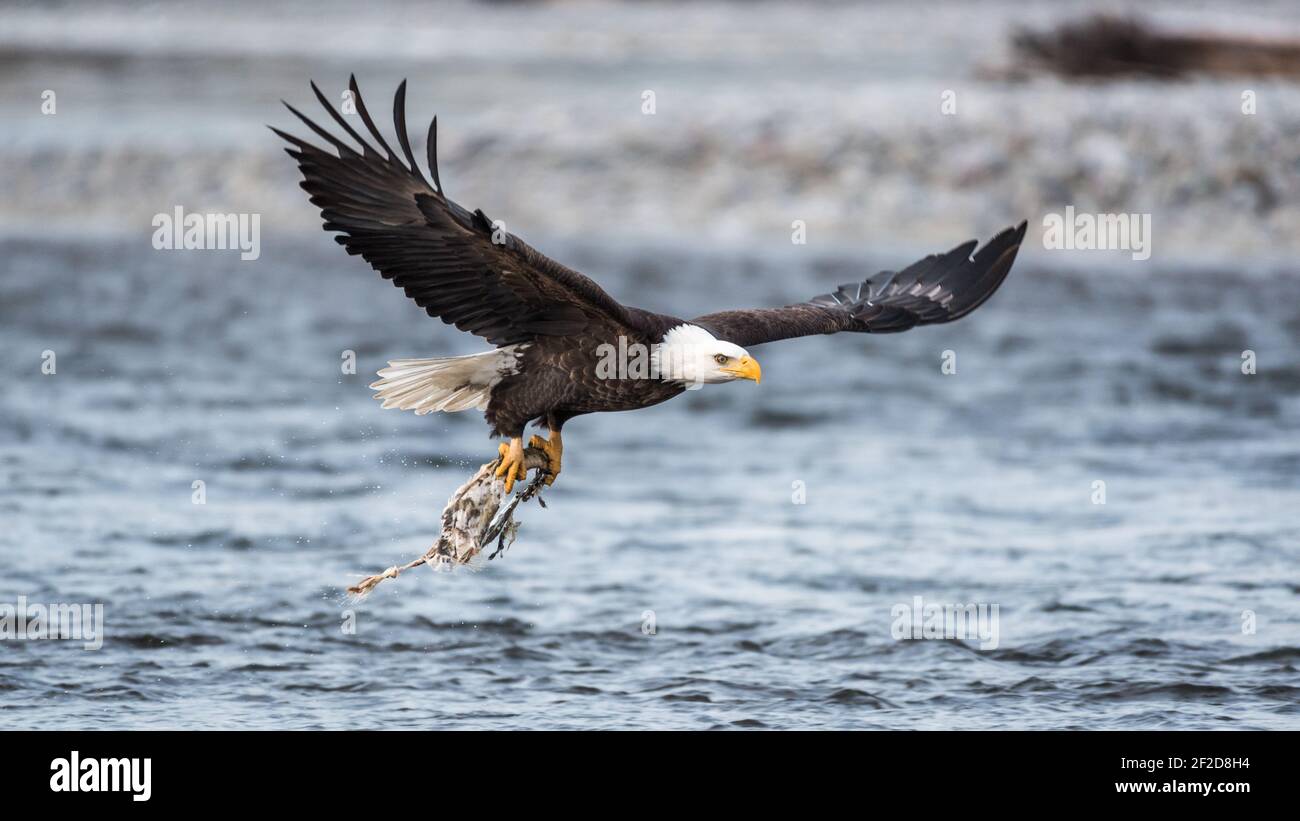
[692,222,1027,348]
[273,77,641,347]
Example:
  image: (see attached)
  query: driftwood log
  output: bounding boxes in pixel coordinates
[1009,14,1300,80]
[347,447,551,597]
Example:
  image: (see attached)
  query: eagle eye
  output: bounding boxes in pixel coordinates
[714,354,729,365]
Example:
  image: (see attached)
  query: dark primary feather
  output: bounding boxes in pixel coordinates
[272,77,641,347]
[693,221,1027,347]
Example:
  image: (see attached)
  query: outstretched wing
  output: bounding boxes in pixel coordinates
[692,222,1027,347]
[273,77,639,347]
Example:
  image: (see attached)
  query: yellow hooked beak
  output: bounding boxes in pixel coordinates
[722,355,762,384]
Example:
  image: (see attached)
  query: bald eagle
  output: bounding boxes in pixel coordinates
[275,78,1027,492]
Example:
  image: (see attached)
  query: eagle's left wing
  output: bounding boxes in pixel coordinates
[692,222,1027,348]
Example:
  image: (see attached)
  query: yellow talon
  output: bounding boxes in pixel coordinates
[494,437,527,493]
[528,430,563,487]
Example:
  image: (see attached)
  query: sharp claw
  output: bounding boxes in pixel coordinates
[494,438,528,493]
[526,432,562,485]
[494,443,510,478]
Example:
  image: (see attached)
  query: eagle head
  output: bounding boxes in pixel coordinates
[655,324,762,386]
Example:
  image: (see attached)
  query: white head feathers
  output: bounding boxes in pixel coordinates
[652,324,761,386]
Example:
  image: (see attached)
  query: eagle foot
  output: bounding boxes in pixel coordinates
[495,437,528,494]
[528,431,563,486]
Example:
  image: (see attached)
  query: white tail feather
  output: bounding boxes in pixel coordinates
[369,345,527,415]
